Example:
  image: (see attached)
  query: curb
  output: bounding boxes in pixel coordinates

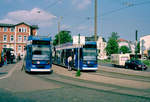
[99,65,150,78]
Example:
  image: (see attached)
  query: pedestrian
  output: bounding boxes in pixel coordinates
[17,53,21,61]
[4,53,7,65]
[10,53,14,63]
[6,49,11,64]
[67,56,72,71]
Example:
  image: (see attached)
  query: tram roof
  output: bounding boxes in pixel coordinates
[28,36,51,41]
[55,41,96,50]
[55,42,82,50]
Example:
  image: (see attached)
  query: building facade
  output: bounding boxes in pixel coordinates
[97,37,107,60]
[0,22,38,57]
[140,35,150,56]
[117,38,135,54]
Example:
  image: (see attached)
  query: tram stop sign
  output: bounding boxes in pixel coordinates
[73,36,85,45]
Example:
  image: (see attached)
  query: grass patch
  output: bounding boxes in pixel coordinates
[98,59,111,64]
[142,60,150,68]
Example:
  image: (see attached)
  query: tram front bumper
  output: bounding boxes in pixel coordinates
[30,68,51,72]
[82,67,98,71]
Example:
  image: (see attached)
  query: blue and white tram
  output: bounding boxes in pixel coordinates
[53,41,98,71]
[25,36,52,72]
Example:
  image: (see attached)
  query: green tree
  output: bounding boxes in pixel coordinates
[119,46,131,54]
[106,32,119,56]
[110,32,119,40]
[53,30,72,46]
[106,38,119,56]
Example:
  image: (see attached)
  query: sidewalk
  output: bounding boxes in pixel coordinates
[0,62,17,77]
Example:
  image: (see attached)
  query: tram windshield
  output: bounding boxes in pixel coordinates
[32,45,50,60]
[83,49,97,60]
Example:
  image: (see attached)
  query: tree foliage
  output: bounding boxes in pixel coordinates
[53,30,72,46]
[106,32,119,56]
[110,32,119,40]
[119,46,131,54]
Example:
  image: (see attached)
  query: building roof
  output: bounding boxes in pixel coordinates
[0,22,38,29]
[140,34,150,39]
[117,38,128,42]
[0,23,14,27]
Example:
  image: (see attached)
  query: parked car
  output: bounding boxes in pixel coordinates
[125,60,147,70]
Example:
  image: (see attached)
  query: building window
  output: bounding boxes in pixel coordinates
[3,35,7,42]
[18,45,22,51]
[18,35,22,42]
[18,27,27,32]
[3,45,7,48]
[10,27,14,32]
[24,36,27,42]
[10,35,14,42]
[4,27,7,32]
[23,28,27,32]
[19,28,22,32]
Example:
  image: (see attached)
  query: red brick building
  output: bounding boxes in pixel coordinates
[0,22,38,57]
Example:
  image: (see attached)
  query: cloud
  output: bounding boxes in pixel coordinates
[76,25,87,30]
[72,0,91,10]
[0,8,57,27]
[0,18,15,24]
[61,24,71,30]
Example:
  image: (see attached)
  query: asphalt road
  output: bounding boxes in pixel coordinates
[99,62,150,72]
[1,86,149,102]
[0,61,150,102]
[0,73,150,102]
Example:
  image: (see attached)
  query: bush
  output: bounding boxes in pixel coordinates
[142,60,150,67]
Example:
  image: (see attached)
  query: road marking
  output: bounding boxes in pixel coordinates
[0,62,21,80]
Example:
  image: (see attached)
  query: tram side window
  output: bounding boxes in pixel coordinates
[73,49,76,60]
[28,46,32,59]
[80,48,83,60]
[61,50,64,62]
[56,51,59,58]
[76,48,83,60]
[66,49,73,58]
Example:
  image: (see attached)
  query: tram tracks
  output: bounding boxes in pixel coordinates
[52,64,150,83]
[24,63,150,99]
[30,72,150,100]
[86,70,150,83]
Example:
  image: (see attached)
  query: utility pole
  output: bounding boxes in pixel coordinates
[135,30,138,59]
[76,34,81,77]
[58,16,63,45]
[94,0,97,41]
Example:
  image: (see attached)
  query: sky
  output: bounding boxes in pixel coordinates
[0,0,150,41]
